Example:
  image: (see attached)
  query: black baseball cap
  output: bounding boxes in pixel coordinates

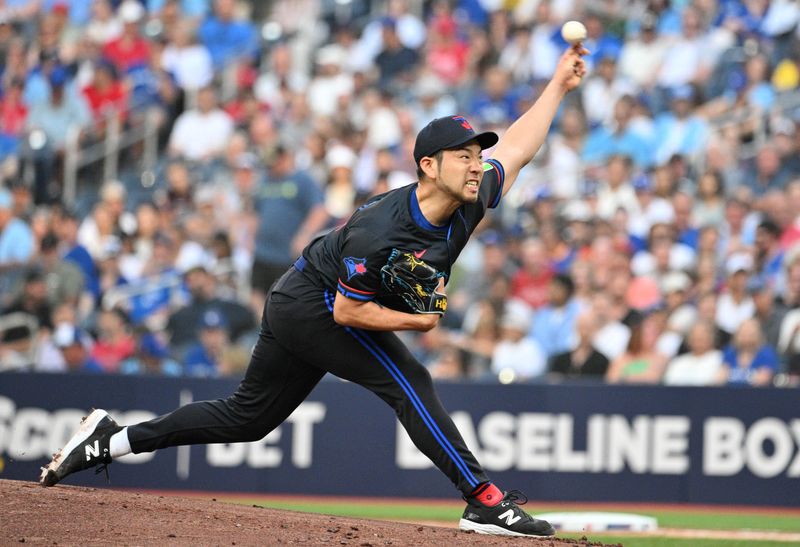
[413,115,498,165]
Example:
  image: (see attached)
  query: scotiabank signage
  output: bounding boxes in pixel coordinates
[0,373,797,506]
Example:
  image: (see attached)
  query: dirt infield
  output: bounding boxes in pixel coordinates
[0,480,618,546]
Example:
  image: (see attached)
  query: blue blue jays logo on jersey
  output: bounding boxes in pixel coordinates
[343,257,368,281]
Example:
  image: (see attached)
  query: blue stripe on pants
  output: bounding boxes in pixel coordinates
[323,290,479,488]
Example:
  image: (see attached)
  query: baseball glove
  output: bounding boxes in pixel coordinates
[380,249,447,315]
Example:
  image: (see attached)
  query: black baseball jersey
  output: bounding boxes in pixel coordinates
[303,159,505,309]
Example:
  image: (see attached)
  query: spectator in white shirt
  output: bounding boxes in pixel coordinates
[85,0,123,45]
[663,320,723,385]
[657,6,712,91]
[632,220,697,280]
[657,270,697,358]
[491,299,546,382]
[716,253,756,337]
[545,107,587,200]
[526,1,560,82]
[596,154,640,220]
[591,291,630,361]
[498,24,535,84]
[253,43,309,114]
[161,20,214,92]
[168,86,233,162]
[581,54,636,129]
[306,45,354,118]
[619,14,667,93]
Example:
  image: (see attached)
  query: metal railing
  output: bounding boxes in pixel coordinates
[62,105,162,206]
[59,67,800,208]
[698,88,800,173]
[60,62,243,206]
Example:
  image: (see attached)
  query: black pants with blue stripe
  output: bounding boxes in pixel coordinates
[128,265,489,496]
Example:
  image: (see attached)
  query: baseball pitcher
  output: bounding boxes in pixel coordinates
[41,46,587,537]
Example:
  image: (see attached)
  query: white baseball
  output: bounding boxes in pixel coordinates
[561,20,587,45]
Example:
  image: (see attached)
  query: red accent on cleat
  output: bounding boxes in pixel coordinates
[469,482,504,507]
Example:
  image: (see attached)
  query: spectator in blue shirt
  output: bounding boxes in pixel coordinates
[0,188,34,270]
[577,12,623,72]
[735,55,775,111]
[653,85,709,165]
[44,0,92,27]
[673,191,700,251]
[583,94,653,168]
[24,53,74,107]
[125,231,184,327]
[57,208,99,299]
[198,0,259,70]
[716,0,768,39]
[719,318,779,386]
[754,219,784,289]
[469,66,519,126]
[53,323,104,374]
[530,274,582,358]
[183,308,228,377]
[252,146,328,302]
[743,144,791,198]
[24,65,92,204]
[120,330,182,376]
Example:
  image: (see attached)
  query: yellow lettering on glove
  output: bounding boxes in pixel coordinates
[403,252,425,272]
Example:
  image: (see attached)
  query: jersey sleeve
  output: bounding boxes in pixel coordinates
[481,158,505,209]
[336,226,382,302]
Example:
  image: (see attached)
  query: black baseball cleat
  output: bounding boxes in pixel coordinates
[459,490,555,537]
[39,409,121,487]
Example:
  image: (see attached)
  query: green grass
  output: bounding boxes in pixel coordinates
[229,499,461,522]
[225,498,800,532]
[222,497,800,547]
[615,511,800,532]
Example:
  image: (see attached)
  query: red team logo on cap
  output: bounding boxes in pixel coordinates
[452,116,473,132]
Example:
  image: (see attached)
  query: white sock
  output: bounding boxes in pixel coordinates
[109,427,132,458]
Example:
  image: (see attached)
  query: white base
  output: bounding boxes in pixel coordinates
[535,512,658,532]
[39,409,109,483]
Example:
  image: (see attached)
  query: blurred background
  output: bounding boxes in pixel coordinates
[0,0,799,392]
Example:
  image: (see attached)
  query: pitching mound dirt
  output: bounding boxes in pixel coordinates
[0,479,620,546]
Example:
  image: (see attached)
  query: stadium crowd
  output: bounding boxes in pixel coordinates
[1,0,800,388]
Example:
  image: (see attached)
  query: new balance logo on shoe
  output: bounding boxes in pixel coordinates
[458,490,555,537]
[498,509,522,526]
[40,409,121,487]
[85,440,100,461]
